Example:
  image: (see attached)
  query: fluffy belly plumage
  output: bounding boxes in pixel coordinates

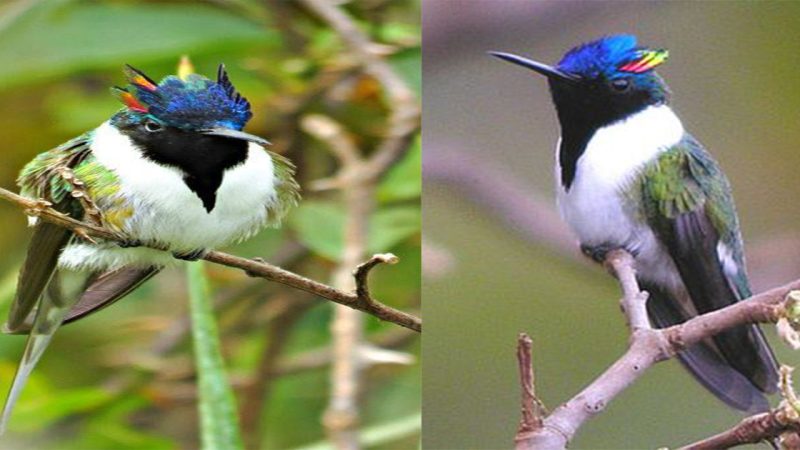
[58,124,277,271]
[555,104,689,296]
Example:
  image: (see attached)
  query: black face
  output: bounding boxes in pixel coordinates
[549,74,669,190]
[119,118,248,212]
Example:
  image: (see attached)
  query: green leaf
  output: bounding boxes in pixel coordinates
[370,206,421,254]
[15,388,111,431]
[287,202,344,260]
[288,202,421,261]
[0,361,112,432]
[377,136,421,202]
[0,2,277,90]
[187,262,244,450]
[390,46,421,95]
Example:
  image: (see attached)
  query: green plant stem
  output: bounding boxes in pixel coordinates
[187,261,244,450]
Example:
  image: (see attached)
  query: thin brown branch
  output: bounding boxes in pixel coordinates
[680,365,800,449]
[679,408,798,449]
[0,186,421,332]
[515,248,800,450]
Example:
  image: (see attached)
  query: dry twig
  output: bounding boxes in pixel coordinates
[515,333,546,444]
[515,249,800,450]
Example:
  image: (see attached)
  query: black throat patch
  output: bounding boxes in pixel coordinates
[558,123,595,190]
[129,127,249,212]
[550,79,659,190]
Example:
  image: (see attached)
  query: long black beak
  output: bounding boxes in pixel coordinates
[489,51,580,83]
[201,127,271,146]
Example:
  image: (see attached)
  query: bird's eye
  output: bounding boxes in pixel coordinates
[611,78,631,92]
[144,120,163,132]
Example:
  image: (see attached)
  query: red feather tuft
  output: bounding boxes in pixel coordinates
[124,65,158,92]
[112,87,148,112]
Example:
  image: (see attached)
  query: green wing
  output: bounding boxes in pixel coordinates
[5,135,93,332]
[639,135,778,403]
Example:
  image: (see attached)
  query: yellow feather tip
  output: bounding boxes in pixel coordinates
[178,55,195,81]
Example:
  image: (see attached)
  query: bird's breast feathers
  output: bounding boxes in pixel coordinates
[58,122,279,271]
[556,105,688,292]
[556,105,684,246]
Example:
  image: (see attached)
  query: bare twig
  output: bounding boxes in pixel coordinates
[679,408,797,449]
[679,365,800,449]
[0,186,421,332]
[515,333,545,444]
[354,253,399,301]
[515,249,800,450]
[605,250,650,331]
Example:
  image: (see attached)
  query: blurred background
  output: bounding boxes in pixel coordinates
[0,1,419,449]
[423,1,800,449]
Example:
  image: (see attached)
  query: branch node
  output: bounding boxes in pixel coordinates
[778,292,800,350]
[353,253,399,304]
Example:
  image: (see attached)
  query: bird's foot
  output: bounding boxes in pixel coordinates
[118,239,144,248]
[245,257,266,277]
[580,243,622,263]
[173,249,208,261]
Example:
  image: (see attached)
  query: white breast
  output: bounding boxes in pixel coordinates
[59,122,277,271]
[556,105,686,291]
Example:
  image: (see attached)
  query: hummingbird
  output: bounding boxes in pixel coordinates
[491,35,779,412]
[0,61,300,432]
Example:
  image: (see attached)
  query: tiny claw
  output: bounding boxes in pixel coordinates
[74,228,97,244]
[173,249,208,261]
[118,239,143,248]
[245,257,266,277]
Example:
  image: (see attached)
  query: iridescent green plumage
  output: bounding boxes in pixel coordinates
[630,135,776,407]
[17,133,133,230]
[636,136,748,295]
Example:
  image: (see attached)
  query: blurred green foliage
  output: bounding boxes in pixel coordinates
[0,1,420,449]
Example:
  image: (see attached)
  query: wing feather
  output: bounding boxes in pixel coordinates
[641,135,778,400]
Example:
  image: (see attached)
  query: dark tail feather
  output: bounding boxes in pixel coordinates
[712,322,779,395]
[645,284,772,413]
[4,223,71,333]
[63,266,161,324]
[5,266,161,334]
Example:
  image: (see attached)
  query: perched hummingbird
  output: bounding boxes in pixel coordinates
[1,62,300,431]
[491,35,778,412]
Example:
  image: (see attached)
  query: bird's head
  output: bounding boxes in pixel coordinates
[109,63,267,169]
[491,35,671,129]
